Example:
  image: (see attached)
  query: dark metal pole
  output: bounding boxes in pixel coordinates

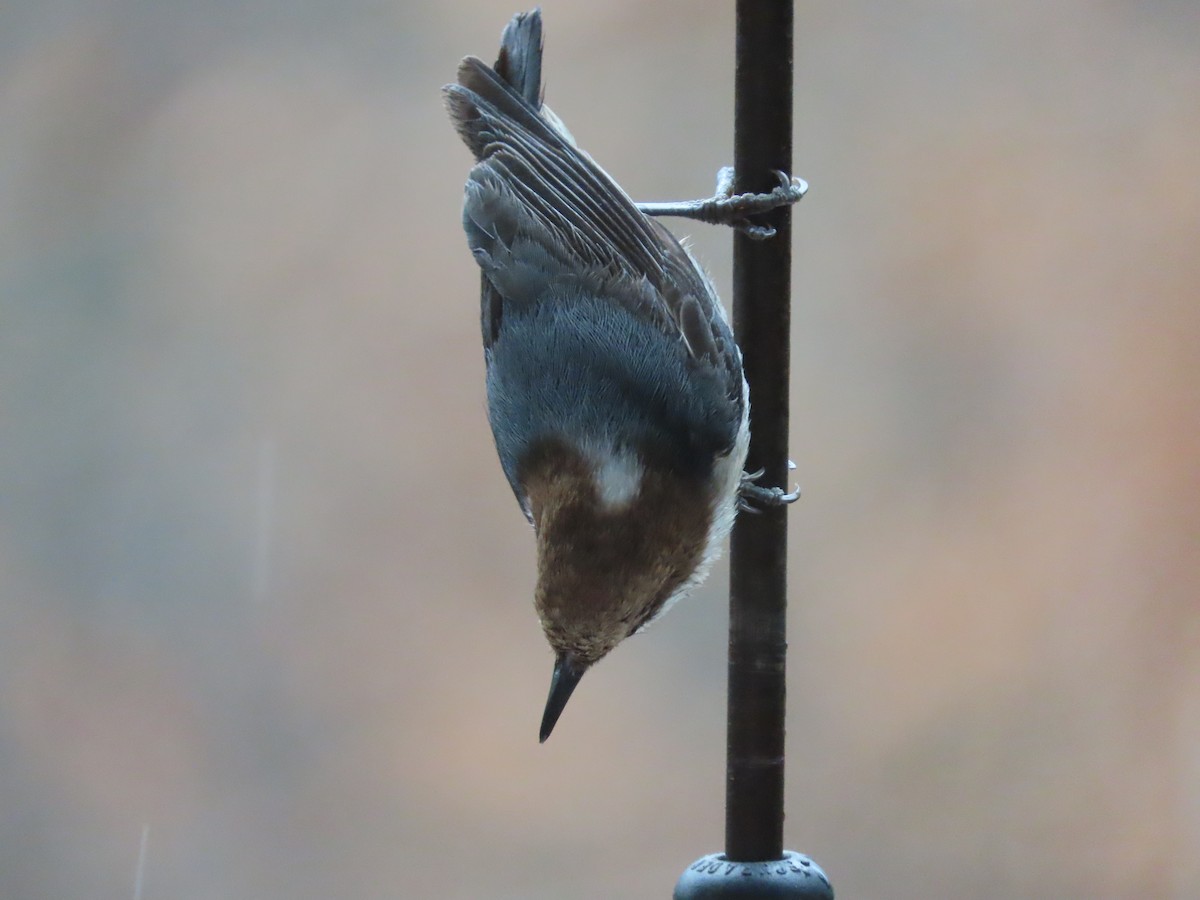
[726,0,795,862]
[675,2,832,895]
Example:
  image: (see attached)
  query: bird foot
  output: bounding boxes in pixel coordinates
[636,168,808,239]
[738,467,801,513]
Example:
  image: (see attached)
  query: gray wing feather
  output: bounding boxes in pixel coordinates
[444,31,736,355]
[444,9,744,467]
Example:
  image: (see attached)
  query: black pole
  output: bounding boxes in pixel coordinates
[675,2,831,896]
[726,0,795,863]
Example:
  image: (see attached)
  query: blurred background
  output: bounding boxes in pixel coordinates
[2,1,1197,897]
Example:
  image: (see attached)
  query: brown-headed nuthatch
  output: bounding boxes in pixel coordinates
[444,10,806,741]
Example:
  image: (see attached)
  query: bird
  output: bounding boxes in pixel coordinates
[443,9,805,742]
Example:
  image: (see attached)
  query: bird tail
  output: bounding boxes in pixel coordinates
[494,9,543,109]
[443,9,556,162]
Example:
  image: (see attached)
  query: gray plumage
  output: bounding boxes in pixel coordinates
[443,10,744,505]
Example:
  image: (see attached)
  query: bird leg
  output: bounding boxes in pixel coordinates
[636,168,808,240]
[738,467,801,513]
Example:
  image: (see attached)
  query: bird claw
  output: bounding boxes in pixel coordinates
[635,168,808,239]
[738,468,800,513]
[707,168,808,239]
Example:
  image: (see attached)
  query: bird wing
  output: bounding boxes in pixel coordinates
[442,11,741,402]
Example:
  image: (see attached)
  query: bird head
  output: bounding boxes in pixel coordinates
[518,437,715,740]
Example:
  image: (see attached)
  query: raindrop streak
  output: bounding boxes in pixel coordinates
[254,437,276,604]
[133,824,149,900]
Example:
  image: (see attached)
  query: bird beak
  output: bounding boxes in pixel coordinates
[539,652,586,742]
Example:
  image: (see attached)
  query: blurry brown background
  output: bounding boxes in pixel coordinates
[2,1,1197,897]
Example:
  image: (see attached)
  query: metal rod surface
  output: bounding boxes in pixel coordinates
[725,0,795,864]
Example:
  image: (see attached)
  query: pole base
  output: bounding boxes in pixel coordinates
[674,851,833,899]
